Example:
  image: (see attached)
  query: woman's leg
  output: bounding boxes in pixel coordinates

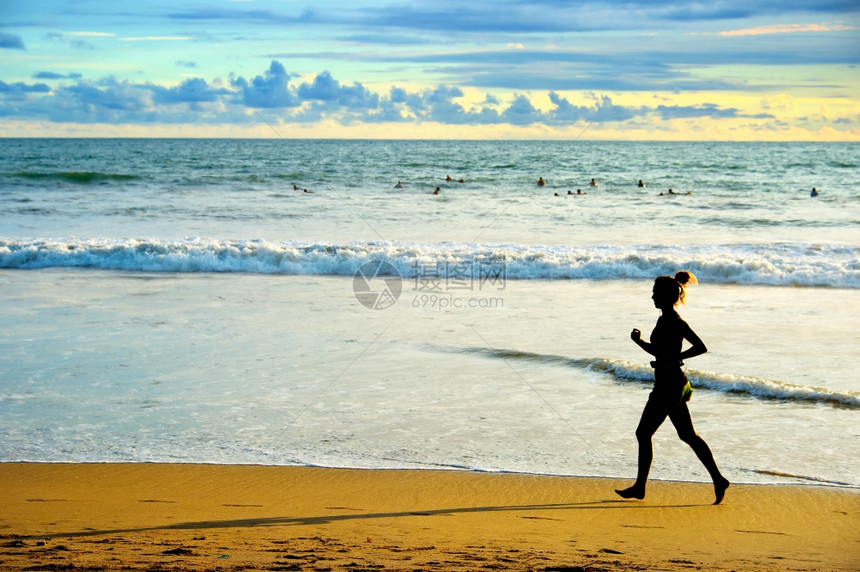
[616,396,667,499]
[668,403,730,504]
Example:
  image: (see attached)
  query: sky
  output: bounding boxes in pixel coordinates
[1,0,859,140]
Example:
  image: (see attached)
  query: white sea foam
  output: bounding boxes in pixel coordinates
[595,358,860,408]
[2,238,858,288]
[458,348,860,408]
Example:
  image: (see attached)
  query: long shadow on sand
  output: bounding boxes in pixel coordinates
[23,498,709,541]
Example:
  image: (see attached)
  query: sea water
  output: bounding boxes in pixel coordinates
[0,138,858,487]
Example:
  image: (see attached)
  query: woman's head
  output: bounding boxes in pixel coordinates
[652,271,698,308]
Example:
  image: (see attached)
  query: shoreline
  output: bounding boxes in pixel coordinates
[1,463,857,571]
[4,459,858,489]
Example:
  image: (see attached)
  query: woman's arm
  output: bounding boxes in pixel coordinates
[680,322,707,360]
[630,328,657,356]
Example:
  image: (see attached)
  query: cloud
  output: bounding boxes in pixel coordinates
[64,78,151,113]
[0,61,789,129]
[231,60,299,108]
[46,33,97,50]
[330,0,858,35]
[423,86,485,124]
[150,77,229,104]
[33,72,83,80]
[0,32,25,49]
[165,7,304,25]
[169,0,860,40]
[290,2,590,35]
[151,0,749,43]
[655,103,740,120]
[720,23,856,36]
[282,41,857,93]
[0,81,51,94]
[121,36,193,42]
[548,92,638,123]
[389,86,408,104]
[28,77,220,124]
[338,33,431,46]
[67,31,115,37]
[634,0,860,21]
[297,71,379,110]
[502,95,543,125]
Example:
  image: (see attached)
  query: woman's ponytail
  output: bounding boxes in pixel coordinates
[674,271,698,304]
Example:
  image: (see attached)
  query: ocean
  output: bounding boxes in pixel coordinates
[1,138,858,488]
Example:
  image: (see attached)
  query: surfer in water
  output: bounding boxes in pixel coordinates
[616,271,730,505]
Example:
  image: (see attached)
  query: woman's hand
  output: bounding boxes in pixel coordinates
[631,327,655,355]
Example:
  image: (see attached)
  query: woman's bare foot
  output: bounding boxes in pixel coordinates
[615,484,645,500]
[713,477,730,505]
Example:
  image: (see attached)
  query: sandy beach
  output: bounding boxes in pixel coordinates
[0,464,856,571]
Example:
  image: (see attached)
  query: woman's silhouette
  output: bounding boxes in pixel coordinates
[616,271,730,504]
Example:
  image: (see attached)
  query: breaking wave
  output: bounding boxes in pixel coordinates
[457,347,860,409]
[1,237,857,289]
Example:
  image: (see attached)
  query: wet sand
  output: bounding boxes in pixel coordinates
[1,463,857,571]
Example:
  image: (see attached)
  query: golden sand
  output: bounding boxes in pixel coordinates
[1,463,857,571]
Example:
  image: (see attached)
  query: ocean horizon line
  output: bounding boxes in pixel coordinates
[2,136,858,144]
